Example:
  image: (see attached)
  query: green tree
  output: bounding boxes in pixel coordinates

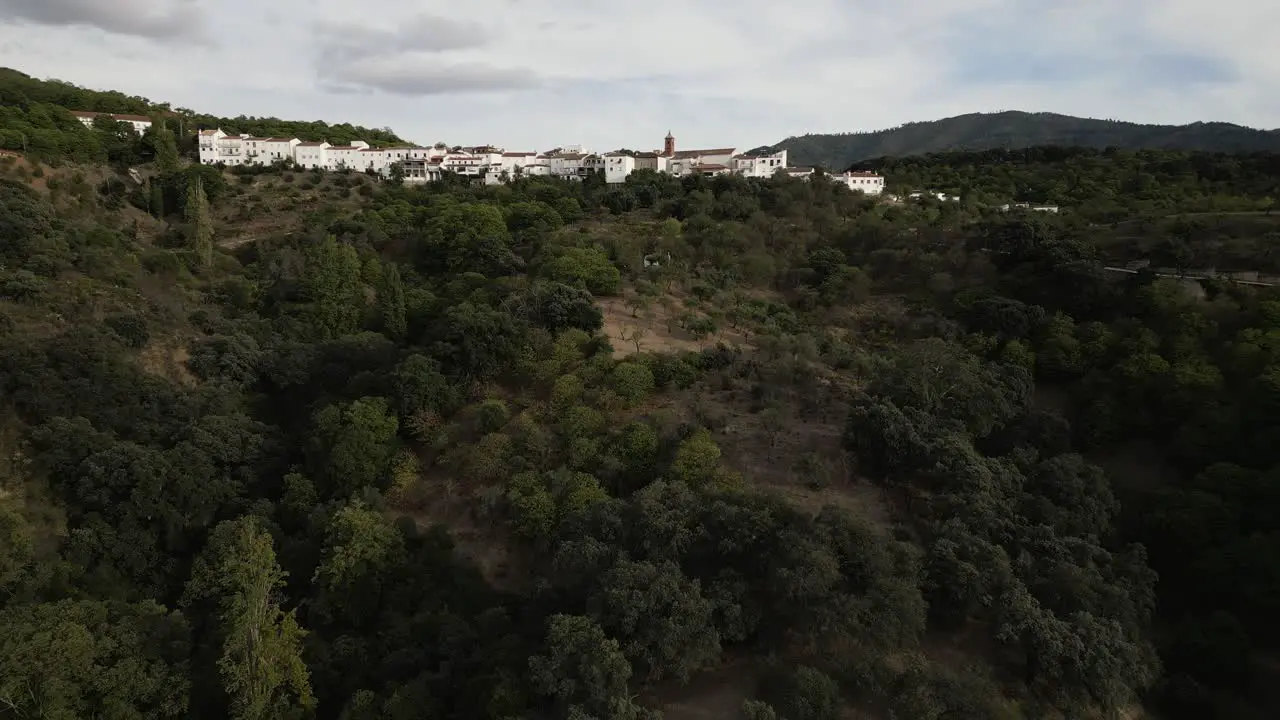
[182,518,314,720]
[508,471,557,541]
[529,614,651,719]
[153,123,180,174]
[589,559,721,682]
[544,246,621,295]
[421,202,512,274]
[185,173,214,267]
[149,177,165,218]
[378,261,407,340]
[0,599,191,719]
[310,396,400,498]
[304,235,364,339]
[611,361,655,406]
[671,428,722,486]
[312,502,406,622]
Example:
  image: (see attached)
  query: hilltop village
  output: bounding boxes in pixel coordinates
[193,125,886,193]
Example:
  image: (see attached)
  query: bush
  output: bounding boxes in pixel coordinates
[0,270,46,302]
[611,362,655,405]
[544,247,620,296]
[105,314,151,348]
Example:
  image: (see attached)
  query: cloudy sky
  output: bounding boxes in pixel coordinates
[1,0,1277,151]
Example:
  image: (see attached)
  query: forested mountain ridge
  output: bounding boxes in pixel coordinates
[773,110,1280,170]
[4,105,1280,719]
[0,67,408,163]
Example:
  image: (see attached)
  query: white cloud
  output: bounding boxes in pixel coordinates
[0,0,1275,151]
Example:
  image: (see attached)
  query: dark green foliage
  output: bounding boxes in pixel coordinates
[775,110,1280,170]
[8,110,1280,720]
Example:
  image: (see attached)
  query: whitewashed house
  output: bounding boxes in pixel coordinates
[667,147,738,177]
[294,141,331,169]
[833,171,885,195]
[71,110,153,135]
[197,129,249,166]
[521,160,552,177]
[604,152,636,184]
[442,152,485,176]
[325,142,370,170]
[499,152,539,175]
[733,149,788,178]
[633,152,667,173]
[548,152,587,178]
[256,137,301,165]
[400,159,443,184]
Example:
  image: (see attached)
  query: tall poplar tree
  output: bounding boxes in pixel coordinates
[153,120,181,174]
[379,261,407,340]
[182,517,315,720]
[185,173,214,267]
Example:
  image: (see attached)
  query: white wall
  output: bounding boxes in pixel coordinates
[604,155,635,183]
[835,172,885,195]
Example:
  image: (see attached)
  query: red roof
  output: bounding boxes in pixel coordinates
[297,142,326,147]
[502,152,537,157]
[843,171,881,177]
[262,137,297,143]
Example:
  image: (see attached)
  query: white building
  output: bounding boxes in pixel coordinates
[604,152,636,184]
[71,110,153,135]
[667,147,738,177]
[401,159,444,184]
[245,137,301,165]
[733,149,788,178]
[442,152,486,176]
[833,171,885,195]
[294,141,331,169]
[521,160,552,177]
[499,152,539,175]
[198,129,247,166]
[634,152,668,173]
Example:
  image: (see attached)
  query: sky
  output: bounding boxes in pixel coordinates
[0,0,1277,152]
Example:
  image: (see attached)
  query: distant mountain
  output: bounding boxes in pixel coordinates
[771,111,1280,170]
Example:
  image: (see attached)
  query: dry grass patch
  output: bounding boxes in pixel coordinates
[138,340,198,387]
[600,296,750,358]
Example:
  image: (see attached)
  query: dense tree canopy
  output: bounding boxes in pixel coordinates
[3,98,1280,720]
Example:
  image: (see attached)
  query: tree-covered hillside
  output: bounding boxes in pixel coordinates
[4,122,1280,719]
[867,146,1280,219]
[0,67,408,163]
[774,111,1280,170]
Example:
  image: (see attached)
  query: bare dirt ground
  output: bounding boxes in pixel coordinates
[640,659,758,720]
[138,340,198,387]
[388,460,527,593]
[599,296,751,357]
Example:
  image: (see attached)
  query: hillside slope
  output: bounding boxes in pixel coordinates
[774,110,1280,170]
[0,67,409,162]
